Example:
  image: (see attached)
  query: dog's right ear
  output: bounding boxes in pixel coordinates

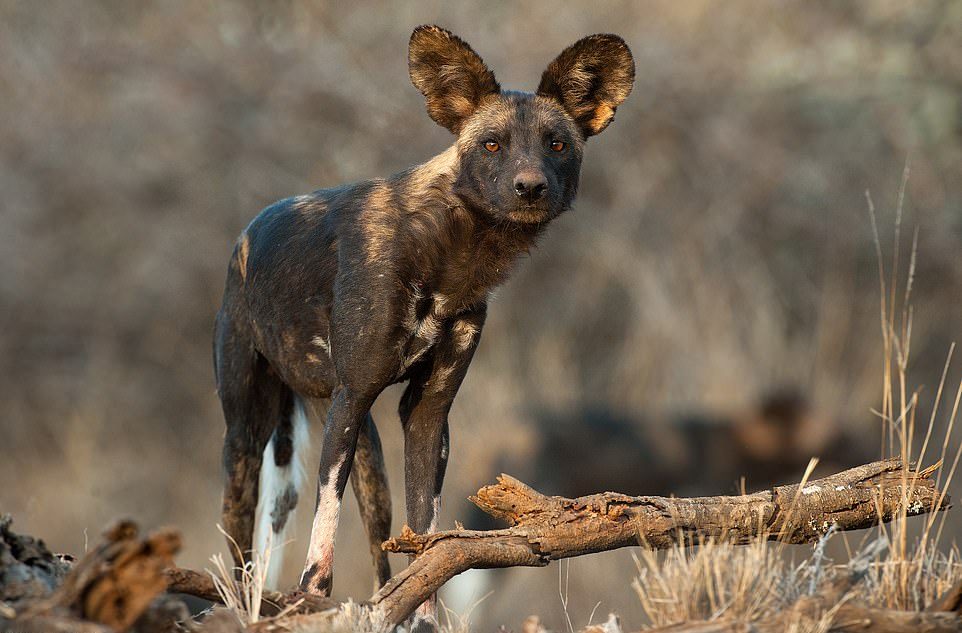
[409,25,501,134]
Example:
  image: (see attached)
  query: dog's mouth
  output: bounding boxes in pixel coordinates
[506,204,551,224]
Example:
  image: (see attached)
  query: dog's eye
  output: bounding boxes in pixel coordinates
[483,140,500,152]
[550,141,566,152]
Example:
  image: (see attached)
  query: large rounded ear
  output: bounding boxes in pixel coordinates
[409,25,501,134]
[537,34,635,138]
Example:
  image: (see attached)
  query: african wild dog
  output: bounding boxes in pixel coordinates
[213,25,635,600]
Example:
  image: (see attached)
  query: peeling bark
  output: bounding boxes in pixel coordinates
[0,514,73,605]
[4,519,182,633]
[370,459,946,628]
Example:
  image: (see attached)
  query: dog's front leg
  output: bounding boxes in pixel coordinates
[399,309,485,626]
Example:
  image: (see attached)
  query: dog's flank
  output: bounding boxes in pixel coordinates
[214,24,634,606]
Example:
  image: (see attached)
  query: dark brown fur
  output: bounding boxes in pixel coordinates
[213,25,634,601]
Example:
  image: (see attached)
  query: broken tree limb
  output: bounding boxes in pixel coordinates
[0,514,74,606]
[52,520,180,630]
[366,458,947,628]
[163,567,336,616]
[162,567,228,605]
[5,519,182,633]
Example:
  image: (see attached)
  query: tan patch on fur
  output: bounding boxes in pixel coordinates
[398,289,452,375]
[452,318,479,353]
[405,292,447,341]
[236,233,250,282]
[429,362,457,393]
[431,292,450,315]
[311,335,332,357]
[293,194,326,215]
[406,146,459,196]
[414,313,442,344]
[361,180,397,264]
[587,103,616,135]
[457,98,515,148]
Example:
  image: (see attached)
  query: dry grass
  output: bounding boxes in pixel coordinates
[203,525,469,633]
[632,536,803,626]
[631,182,962,631]
[861,168,962,612]
[206,527,271,625]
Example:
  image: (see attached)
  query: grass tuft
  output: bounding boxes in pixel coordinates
[632,181,962,630]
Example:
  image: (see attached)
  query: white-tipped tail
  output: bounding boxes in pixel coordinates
[253,397,313,590]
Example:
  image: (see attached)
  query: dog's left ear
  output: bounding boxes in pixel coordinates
[409,25,501,134]
[537,34,635,138]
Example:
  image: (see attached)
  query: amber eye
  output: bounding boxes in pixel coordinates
[483,140,500,152]
[550,140,566,152]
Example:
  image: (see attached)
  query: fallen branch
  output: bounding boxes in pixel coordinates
[163,567,336,617]
[163,459,949,631]
[0,514,73,606]
[365,458,946,628]
[5,519,182,633]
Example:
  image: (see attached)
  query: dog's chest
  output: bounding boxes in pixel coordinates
[396,287,456,374]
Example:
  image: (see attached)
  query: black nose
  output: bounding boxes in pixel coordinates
[513,172,547,201]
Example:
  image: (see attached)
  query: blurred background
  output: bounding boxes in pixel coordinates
[1,1,960,629]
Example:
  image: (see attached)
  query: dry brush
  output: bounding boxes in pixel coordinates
[1,458,955,633]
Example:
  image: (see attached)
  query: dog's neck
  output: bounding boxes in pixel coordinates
[395,146,546,312]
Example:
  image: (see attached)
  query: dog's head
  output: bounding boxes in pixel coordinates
[409,25,634,225]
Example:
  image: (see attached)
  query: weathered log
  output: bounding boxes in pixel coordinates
[0,514,73,606]
[367,458,946,628]
[2,613,116,633]
[11,520,181,632]
[163,567,336,617]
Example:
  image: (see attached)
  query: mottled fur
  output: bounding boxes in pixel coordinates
[213,25,634,600]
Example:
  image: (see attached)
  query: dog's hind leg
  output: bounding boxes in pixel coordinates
[216,311,290,573]
[351,412,393,590]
